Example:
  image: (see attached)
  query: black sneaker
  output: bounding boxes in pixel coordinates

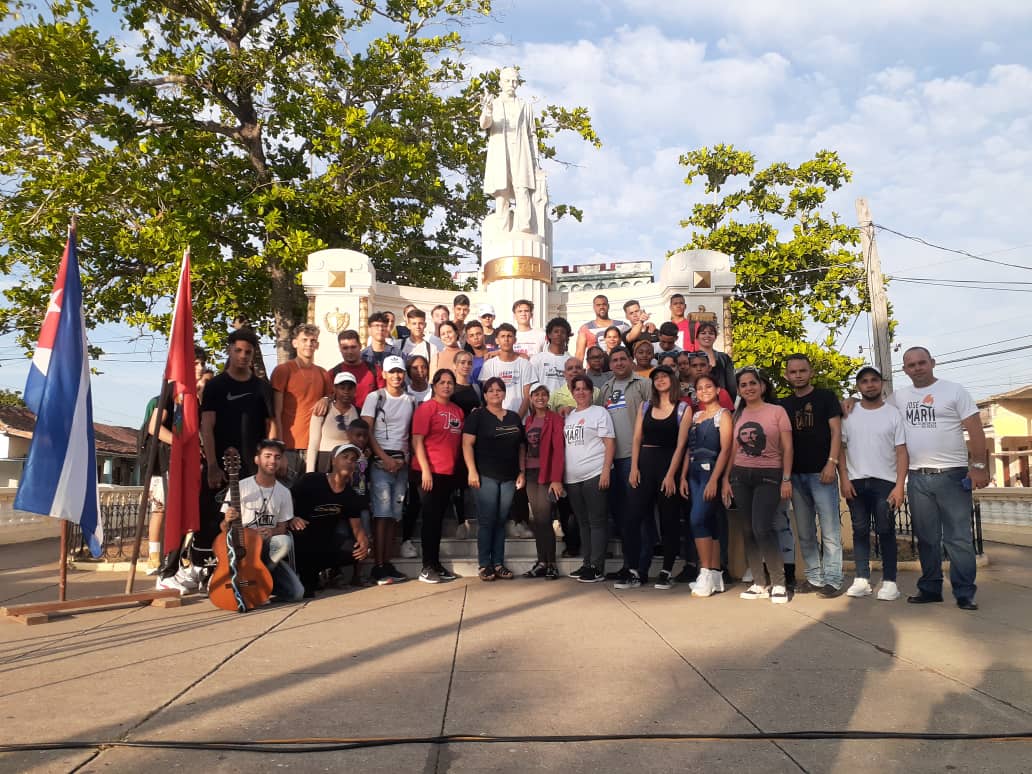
[608,567,631,582]
[654,570,674,590]
[817,584,842,599]
[795,579,822,594]
[568,564,589,579]
[523,562,547,578]
[561,548,580,558]
[545,565,560,580]
[674,563,699,583]
[383,562,408,583]
[434,564,457,581]
[577,566,605,583]
[418,566,441,584]
[371,564,390,586]
[613,569,642,590]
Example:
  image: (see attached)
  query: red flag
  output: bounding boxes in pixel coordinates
[163,250,201,548]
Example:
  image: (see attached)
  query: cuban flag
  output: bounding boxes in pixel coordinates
[14,227,103,557]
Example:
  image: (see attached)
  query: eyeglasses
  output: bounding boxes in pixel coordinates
[335,414,350,431]
[735,366,762,377]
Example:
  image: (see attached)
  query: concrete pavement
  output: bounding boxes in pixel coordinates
[1,539,1031,773]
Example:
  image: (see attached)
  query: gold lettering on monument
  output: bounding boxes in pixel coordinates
[483,256,552,285]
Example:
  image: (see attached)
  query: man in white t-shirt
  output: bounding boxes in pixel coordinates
[361,355,416,586]
[531,317,572,395]
[221,439,305,602]
[888,347,988,610]
[512,299,547,358]
[478,323,535,415]
[400,308,441,373]
[839,366,908,602]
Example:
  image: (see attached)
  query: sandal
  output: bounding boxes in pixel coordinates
[494,565,514,580]
[478,566,496,582]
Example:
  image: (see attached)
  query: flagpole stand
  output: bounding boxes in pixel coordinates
[1,589,183,625]
[58,521,69,602]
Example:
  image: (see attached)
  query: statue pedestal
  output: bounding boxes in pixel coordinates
[480,214,553,326]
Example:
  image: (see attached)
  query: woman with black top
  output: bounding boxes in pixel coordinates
[451,350,483,417]
[463,376,526,581]
[696,321,736,400]
[450,350,482,539]
[627,365,692,590]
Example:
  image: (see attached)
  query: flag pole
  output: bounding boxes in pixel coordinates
[58,522,69,602]
[126,246,192,593]
[56,217,76,603]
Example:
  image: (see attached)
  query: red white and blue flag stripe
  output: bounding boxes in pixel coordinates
[14,228,103,556]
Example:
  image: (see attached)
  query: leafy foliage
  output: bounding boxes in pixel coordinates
[674,144,874,394]
[0,387,27,408]
[0,0,599,360]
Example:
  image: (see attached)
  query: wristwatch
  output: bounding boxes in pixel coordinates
[970,462,987,470]
[782,476,791,482]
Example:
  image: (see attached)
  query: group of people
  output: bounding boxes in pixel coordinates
[144,291,988,612]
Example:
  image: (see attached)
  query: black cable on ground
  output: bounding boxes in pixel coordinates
[2,731,1031,754]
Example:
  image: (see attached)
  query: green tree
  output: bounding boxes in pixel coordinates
[0,388,27,408]
[0,0,599,360]
[674,144,871,393]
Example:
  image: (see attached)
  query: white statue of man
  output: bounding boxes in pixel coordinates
[480,66,540,234]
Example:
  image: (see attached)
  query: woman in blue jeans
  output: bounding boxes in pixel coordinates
[680,374,732,597]
[462,377,526,581]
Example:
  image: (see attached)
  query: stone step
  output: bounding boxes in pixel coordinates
[387,556,673,579]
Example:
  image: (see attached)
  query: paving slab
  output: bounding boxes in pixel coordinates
[0,540,1030,773]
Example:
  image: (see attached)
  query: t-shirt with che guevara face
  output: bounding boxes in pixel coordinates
[732,403,792,470]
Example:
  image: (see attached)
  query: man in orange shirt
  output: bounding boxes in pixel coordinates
[270,324,331,486]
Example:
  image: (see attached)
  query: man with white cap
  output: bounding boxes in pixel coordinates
[290,442,371,597]
[306,371,360,473]
[361,355,417,585]
[839,366,907,602]
[478,303,498,347]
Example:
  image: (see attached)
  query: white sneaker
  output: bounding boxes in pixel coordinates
[876,580,901,601]
[505,521,521,538]
[770,584,789,604]
[692,569,715,598]
[155,574,188,596]
[713,569,726,594]
[742,568,754,584]
[466,520,478,539]
[552,520,564,538]
[846,578,873,598]
[454,522,467,540]
[739,584,769,600]
[400,539,418,558]
[173,565,200,592]
[517,522,534,539]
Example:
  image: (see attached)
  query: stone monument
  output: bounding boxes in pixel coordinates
[478,65,552,322]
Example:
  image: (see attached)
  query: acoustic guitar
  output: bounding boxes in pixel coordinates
[209,448,273,612]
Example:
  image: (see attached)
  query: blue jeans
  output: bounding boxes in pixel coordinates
[790,472,844,588]
[370,462,408,520]
[608,457,632,540]
[847,478,897,582]
[475,475,515,568]
[907,468,976,600]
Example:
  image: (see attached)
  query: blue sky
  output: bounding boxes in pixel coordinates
[2,0,1032,425]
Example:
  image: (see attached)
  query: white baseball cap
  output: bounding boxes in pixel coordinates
[331,442,361,459]
[478,303,496,318]
[383,355,407,372]
[333,371,357,385]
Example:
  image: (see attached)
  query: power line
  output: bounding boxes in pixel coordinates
[872,223,1032,272]
[891,279,1032,294]
[891,344,1032,374]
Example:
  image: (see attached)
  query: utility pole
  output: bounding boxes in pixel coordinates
[856,198,893,394]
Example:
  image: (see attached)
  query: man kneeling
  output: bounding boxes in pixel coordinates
[221,439,305,602]
[291,443,371,597]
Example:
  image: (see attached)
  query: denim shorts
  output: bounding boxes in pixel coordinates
[370,462,408,520]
